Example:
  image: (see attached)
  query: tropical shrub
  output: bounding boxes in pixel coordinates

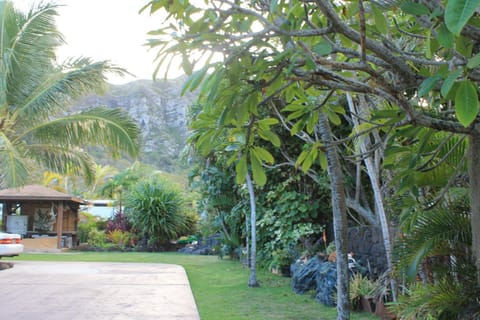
[87,229,108,248]
[105,211,131,233]
[125,179,191,250]
[78,212,99,243]
[107,230,135,248]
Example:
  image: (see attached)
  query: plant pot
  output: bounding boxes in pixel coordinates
[374,299,396,319]
[360,296,375,313]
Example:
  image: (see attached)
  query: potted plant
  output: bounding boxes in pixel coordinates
[349,273,379,313]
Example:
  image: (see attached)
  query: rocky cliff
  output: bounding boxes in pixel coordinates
[72,78,196,172]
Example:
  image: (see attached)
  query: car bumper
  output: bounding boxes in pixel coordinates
[0,244,24,257]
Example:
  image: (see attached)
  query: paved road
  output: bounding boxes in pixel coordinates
[0,260,200,320]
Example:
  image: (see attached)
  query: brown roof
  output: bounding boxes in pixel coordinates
[0,185,87,204]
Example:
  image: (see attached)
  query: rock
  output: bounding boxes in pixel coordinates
[0,262,13,270]
[315,262,337,307]
[291,257,322,294]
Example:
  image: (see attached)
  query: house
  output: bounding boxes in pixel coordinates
[0,185,88,250]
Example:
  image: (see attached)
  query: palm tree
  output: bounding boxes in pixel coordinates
[0,1,140,187]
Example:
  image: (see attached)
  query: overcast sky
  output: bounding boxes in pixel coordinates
[12,0,175,83]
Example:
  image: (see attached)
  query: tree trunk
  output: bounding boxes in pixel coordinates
[468,133,480,282]
[347,94,397,301]
[246,170,259,287]
[318,113,349,319]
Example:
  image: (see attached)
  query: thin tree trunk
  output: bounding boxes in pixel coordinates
[245,170,259,287]
[245,208,251,267]
[468,133,480,282]
[318,113,349,319]
[347,94,397,301]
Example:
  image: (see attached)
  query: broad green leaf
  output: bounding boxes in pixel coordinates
[257,118,279,129]
[456,35,474,57]
[441,69,462,97]
[313,41,333,56]
[235,154,247,184]
[250,152,267,186]
[437,23,454,48]
[252,146,274,164]
[445,0,480,35]
[327,111,342,126]
[400,2,430,15]
[290,119,306,136]
[301,146,318,173]
[372,4,388,34]
[318,151,327,171]
[455,80,479,127]
[181,65,209,95]
[418,75,441,97]
[467,52,480,68]
[257,128,281,147]
[182,55,193,75]
[295,149,310,169]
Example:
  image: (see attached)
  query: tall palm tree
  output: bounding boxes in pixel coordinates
[0,1,140,187]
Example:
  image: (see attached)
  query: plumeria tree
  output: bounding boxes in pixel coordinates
[145,0,480,316]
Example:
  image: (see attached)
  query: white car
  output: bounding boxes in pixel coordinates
[0,232,23,258]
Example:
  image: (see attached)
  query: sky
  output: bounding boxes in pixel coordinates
[12,0,176,84]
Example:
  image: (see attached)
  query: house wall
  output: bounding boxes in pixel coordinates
[21,202,77,233]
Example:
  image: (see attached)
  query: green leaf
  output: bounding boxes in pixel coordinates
[235,154,247,184]
[182,55,193,75]
[445,0,480,35]
[250,152,267,186]
[372,4,388,34]
[418,75,441,97]
[437,23,454,48]
[252,146,274,164]
[441,69,462,97]
[257,128,281,147]
[456,35,474,57]
[467,52,480,68]
[400,2,430,15]
[301,146,318,173]
[455,80,479,127]
[312,41,333,56]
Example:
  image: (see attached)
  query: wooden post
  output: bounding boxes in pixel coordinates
[56,202,64,249]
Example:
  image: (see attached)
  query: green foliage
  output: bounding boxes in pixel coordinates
[257,173,328,267]
[125,179,191,249]
[78,212,100,243]
[349,274,379,309]
[87,229,109,248]
[107,230,136,248]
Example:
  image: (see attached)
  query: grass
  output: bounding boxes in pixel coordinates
[11,252,377,320]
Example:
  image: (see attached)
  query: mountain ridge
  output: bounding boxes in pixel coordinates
[71,78,196,172]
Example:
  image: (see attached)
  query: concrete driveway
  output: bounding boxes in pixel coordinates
[0,260,200,320]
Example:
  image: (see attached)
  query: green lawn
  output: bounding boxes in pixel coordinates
[11,252,377,320]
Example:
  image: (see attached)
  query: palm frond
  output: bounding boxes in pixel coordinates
[0,134,30,187]
[23,106,140,158]
[396,205,471,280]
[14,59,125,123]
[25,144,96,185]
[5,2,64,109]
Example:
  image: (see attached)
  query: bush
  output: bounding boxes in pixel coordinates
[107,230,136,248]
[105,211,132,233]
[125,179,193,249]
[78,212,98,243]
[87,229,108,248]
